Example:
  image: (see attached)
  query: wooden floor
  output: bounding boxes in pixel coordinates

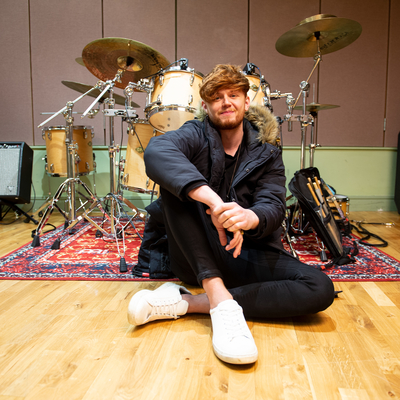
[0,209,400,400]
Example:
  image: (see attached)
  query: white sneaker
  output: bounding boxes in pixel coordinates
[210,299,258,364]
[127,282,192,326]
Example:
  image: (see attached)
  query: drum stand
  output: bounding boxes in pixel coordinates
[280,53,330,259]
[32,96,111,247]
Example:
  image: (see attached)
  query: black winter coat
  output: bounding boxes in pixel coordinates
[144,116,287,250]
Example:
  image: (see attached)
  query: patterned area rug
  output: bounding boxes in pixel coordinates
[0,218,399,281]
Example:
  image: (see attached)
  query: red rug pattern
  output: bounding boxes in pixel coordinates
[1,218,400,281]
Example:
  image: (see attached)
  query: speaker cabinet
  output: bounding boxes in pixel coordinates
[395,132,400,214]
[0,142,33,204]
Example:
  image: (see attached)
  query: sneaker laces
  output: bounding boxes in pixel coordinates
[149,298,180,319]
[219,307,250,341]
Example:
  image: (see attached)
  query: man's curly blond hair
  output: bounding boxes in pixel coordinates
[199,64,249,103]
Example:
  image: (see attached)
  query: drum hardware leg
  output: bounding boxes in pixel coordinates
[282,216,298,259]
[92,157,98,196]
[31,178,72,245]
[288,201,310,236]
[300,123,307,170]
[308,110,321,167]
[31,177,104,246]
[314,231,328,262]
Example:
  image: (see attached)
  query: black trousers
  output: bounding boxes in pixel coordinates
[160,188,335,319]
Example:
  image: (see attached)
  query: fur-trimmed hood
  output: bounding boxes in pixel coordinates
[195,104,280,146]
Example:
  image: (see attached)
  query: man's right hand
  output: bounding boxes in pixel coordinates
[188,185,243,258]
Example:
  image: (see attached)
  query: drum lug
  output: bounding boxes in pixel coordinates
[157,94,162,104]
[159,74,164,86]
[47,131,52,140]
[85,162,90,171]
[190,71,195,86]
[83,131,88,140]
[50,164,55,173]
[188,94,193,105]
[42,130,45,140]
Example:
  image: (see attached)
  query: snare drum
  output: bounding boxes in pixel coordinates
[245,74,271,108]
[122,120,163,194]
[328,194,350,219]
[42,126,94,176]
[147,66,203,133]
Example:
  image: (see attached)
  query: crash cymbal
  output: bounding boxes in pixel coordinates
[294,102,340,112]
[276,14,362,57]
[62,80,140,108]
[81,37,170,89]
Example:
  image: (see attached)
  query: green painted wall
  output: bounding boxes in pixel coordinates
[15,146,398,215]
[282,146,397,212]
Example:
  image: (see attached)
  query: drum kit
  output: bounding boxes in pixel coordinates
[31,14,361,269]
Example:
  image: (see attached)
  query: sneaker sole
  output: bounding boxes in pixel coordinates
[213,346,258,365]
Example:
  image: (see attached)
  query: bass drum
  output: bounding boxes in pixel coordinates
[122,120,163,195]
[147,66,203,133]
[42,125,94,177]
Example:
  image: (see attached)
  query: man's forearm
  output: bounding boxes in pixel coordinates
[188,185,223,211]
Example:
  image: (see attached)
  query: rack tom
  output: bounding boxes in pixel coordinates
[147,66,203,133]
[245,73,272,109]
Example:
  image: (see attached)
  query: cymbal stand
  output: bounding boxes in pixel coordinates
[309,110,319,167]
[81,72,146,271]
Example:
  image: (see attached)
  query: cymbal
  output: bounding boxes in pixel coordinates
[81,37,170,89]
[276,14,362,57]
[62,80,140,108]
[294,102,340,112]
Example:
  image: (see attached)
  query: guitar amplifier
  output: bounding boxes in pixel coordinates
[0,142,33,204]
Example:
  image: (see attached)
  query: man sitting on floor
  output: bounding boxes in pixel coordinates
[127,64,335,365]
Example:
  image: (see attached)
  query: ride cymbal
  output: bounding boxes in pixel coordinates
[293,102,340,112]
[62,80,140,107]
[276,14,362,57]
[81,37,170,89]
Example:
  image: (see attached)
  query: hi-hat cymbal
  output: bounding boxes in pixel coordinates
[294,102,340,112]
[81,37,170,89]
[62,80,140,107]
[276,14,362,57]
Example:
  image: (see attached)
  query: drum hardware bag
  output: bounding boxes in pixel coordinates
[288,167,358,266]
